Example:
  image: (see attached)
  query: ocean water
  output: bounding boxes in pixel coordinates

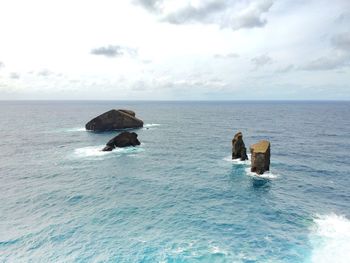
[0,101,350,262]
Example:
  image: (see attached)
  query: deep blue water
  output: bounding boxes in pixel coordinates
[1,101,350,262]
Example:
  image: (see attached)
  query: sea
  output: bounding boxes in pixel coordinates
[0,101,350,262]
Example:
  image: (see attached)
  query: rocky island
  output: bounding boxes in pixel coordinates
[86,109,143,132]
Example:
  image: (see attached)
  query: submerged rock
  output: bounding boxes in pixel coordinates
[250,140,270,175]
[232,132,248,161]
[102,132,141,151]
[85,109,143,132]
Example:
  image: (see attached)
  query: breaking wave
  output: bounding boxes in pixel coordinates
[309,214,350,263]
[73,145,144,159]
[244,168,279,179]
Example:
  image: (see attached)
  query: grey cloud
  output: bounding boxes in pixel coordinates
[91,45,137,58]
[302,32,350,71]
[0,61,4,69]
[10,72,20,79]
[162,1,226,24]
[332,32,350,51]
[134,0,274,30]
[276,64,294,73]
[302,56,349,71]
[214,53,239,59]
[133,0,163,12]
[38,69,53,77]
[251,54,273,68]
[230,0,274,30]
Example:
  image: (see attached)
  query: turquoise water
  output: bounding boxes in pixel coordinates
[1,101,350,262]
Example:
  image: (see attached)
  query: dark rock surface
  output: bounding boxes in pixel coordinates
[102,132,141,151]
[250,140,270,175]
[232,132,248,161]
[85,109,143,132]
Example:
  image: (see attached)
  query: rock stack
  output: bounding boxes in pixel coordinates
[232,132,248,161]
[85,109,143,132]
[250,140,270,175]
[102,132,141,151]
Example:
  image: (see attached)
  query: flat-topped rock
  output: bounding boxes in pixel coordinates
[102,132,141,151]
[250,140,270,153]
[85,109,143,132]
[232,131,248,161]
[250,140,270,175]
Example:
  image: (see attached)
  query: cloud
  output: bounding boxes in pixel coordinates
[302,32,350,71]
[331,32,350,51]
[214,53,239,59]
[133,0,163,12]
[37,69,53,77]
[10,72,20,79]
[230,0,274,30]
[161,1,227,24]
[276,64,294,73]
[251,54,273,68]
[91,45,137,58]
[302,56,349,71]
[134,0,275,30]
[0,61,4,69]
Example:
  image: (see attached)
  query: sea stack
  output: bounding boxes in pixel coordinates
[250,140,270,175]
[232,132,248,161]
[102,132,141,151]
[86,109,143,132]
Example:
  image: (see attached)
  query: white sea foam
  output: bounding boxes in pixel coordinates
[223,154,251,165]
[309,214,350,263]
[143,123,161,128]
[65,127,86,132]
[244,168,279,179]
[73,145,144,158]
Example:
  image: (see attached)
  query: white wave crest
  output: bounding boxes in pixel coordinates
[73,145,144,158]
[244,168,279,179]
[65,127,86,132]
[223,154,251,165]
[143,123,161,128]
[309,214,350,263]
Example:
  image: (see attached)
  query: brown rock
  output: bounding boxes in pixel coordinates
[85,109,143,132]
[250,140,270,175]
[102,132,141,151]
[232,132,248,161]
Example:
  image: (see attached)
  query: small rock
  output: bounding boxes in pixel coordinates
[102,132,141,151]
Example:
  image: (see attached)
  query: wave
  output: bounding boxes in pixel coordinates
[223,154,251,165]
[244,168,279,179]
[73,145,144,158]
[65,127,86,132]
[309,214,350,263]
[143,123,161,128]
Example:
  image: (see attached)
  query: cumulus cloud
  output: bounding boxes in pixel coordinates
[133,0,163,12]
[230,0,274,29]
[134,0,275,30]
[251,54,273,68]
[91,45,137,58]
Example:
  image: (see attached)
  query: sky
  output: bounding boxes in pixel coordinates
[0,0,349,100]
